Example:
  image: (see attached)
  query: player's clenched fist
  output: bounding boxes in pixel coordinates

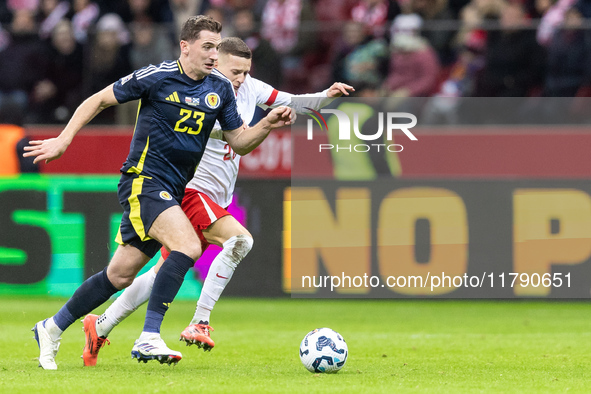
[267,105,294,128]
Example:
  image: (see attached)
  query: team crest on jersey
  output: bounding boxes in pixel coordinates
[185,96,200,106]
[205,93,220,109]
[159,191,172,201]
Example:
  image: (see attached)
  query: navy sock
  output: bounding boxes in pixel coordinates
[53,268,118,332]
[143,251,195,334]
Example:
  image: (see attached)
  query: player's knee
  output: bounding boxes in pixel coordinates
[109,273,135,289]
[179,243,202,261]
[224,234,253,264]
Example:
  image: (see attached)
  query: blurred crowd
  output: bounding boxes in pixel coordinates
[1,0,591,125]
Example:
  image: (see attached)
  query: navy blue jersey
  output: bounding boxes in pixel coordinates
[113,60,243,201]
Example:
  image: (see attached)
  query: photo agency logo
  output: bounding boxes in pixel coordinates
[305,108,418,152]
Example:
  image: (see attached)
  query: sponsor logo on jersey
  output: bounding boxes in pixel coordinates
[120,73,133,85]
[159,191,173,201]
[165,91,181,103]
[185,96,200,106]
[205,93,220,109]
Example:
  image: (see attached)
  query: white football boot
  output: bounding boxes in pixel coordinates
[131,335,182,365]
[32,320,61,370]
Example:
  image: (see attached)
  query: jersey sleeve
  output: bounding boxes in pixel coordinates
[112,66,157,104]
[217,83,243,131]
[252,77,334,114]
[252,77,279,107]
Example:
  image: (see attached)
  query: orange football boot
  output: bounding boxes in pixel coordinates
[179,323,215,351]
[82,314,110,366]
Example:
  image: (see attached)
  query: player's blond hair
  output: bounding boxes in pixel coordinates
[219,37,252,59]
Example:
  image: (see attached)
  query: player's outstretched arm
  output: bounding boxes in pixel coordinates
[23,84,119,164]
[265,82,355,114]
[223,106,293,156]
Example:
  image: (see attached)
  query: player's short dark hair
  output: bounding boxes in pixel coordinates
[219,37,252,59]
[180,15,222,42]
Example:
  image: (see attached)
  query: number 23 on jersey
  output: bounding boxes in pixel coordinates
[174,108,205,135]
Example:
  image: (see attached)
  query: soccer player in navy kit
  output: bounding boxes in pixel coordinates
[24,16,293,369]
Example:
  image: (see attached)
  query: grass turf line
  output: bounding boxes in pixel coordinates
[1,297,590,393]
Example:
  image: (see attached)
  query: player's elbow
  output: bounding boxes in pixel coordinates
[227,140,250,156]
[232,146,250,156]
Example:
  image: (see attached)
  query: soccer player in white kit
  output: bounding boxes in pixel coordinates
[81,37,354,366]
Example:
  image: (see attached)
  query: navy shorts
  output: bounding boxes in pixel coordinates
[115,172,181,258]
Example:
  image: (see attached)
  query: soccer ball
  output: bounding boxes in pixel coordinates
[299,327,348,373]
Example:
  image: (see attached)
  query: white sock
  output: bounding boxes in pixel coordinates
[96,267,157,338]
[44,317,63,341]
[139,330,160,341]
[192,305,212,325]
[191,235,253,325]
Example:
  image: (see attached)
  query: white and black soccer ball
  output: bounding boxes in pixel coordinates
[299,327,348,373]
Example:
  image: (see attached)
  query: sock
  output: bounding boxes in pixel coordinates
[139,330,160,341]
[191,235,253,325]
[43,317,63,341]
[143,251,196,334]
[96,267,157,338]
[192,305,211,326]
[52,268,118,334]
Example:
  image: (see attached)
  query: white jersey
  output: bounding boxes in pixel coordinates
[186,73,333,207]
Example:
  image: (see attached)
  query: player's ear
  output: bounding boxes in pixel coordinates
[180,40,189,55]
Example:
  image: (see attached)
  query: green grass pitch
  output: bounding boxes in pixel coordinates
[1,297,590,393]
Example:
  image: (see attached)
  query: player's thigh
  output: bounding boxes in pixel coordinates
[180,189,238,247]
[106,243,152,289]
[149,205,202,259]
[202,214,251,247]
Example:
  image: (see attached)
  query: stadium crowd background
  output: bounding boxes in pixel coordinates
[0,0,590,126]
